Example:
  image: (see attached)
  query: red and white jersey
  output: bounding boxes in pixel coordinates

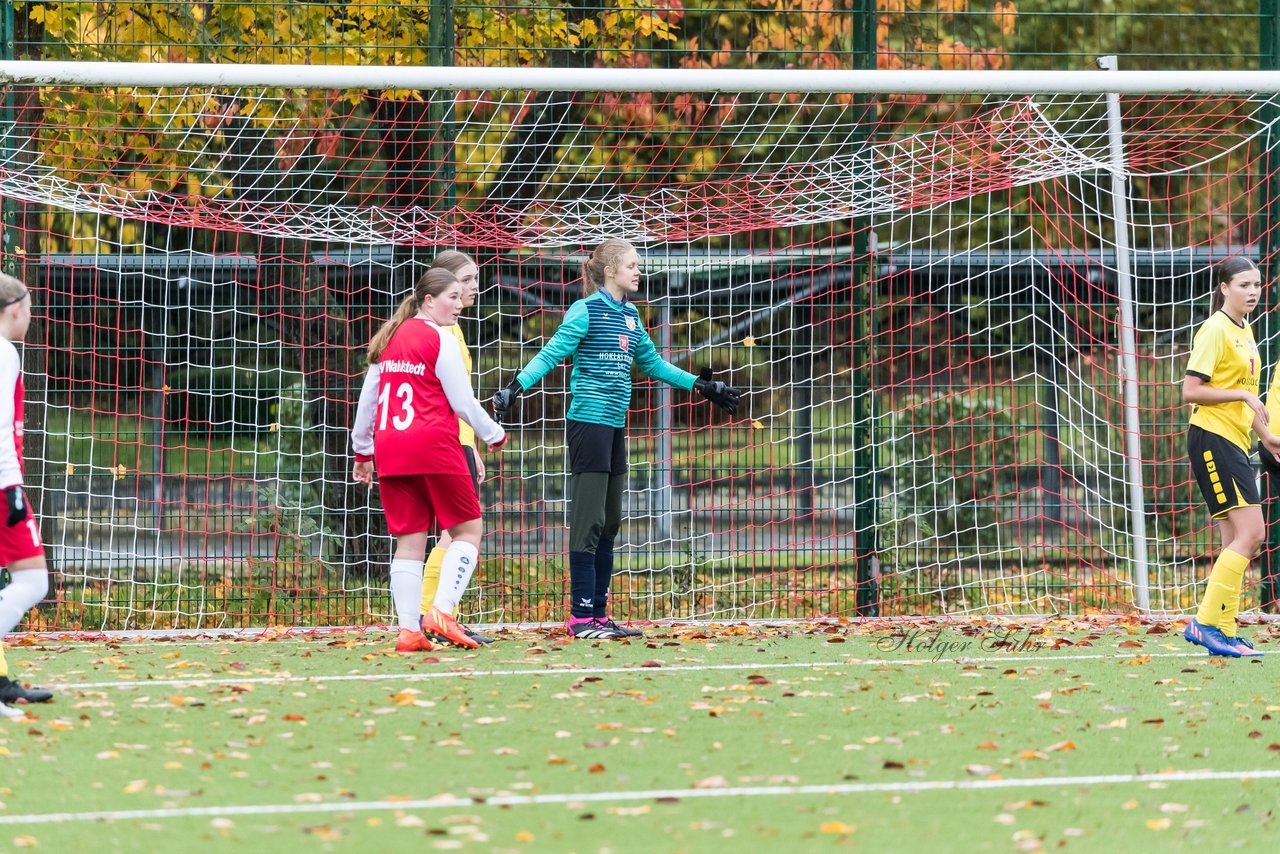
[0,337,25,489]
[351,317,504,477]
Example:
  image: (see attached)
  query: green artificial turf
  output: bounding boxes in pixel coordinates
[2,620,1280,852]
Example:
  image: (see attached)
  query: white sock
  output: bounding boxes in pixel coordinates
[388,559,424,632]
[432,542,479,615]
[0,569,48,635]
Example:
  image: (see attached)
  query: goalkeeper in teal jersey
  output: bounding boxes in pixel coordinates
[492,239,741,639]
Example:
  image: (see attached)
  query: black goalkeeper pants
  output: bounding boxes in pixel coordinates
[566,420,626,617]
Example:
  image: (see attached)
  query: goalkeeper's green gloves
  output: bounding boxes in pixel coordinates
[491,379,524,423]
[693,368,741,415]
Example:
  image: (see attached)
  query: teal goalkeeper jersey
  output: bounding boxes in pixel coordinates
[515,290,696,428]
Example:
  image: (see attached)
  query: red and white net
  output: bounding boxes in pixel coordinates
[4,82,1277,628]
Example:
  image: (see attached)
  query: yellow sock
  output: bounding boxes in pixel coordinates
[421,546,446,616]
[1196,548,1249,636]
[1218,551,1251,637]
[0,644,8,678]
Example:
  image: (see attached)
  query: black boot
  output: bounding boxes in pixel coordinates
[0,675,52,704]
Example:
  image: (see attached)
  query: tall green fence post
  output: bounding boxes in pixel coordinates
[852,0,878,616]
[1260,0,1280,612]
[428,0,456,214]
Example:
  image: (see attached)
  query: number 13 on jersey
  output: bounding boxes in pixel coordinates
[378,382,415,430]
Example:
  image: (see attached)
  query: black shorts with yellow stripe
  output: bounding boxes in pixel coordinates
[1187,425,1260,518]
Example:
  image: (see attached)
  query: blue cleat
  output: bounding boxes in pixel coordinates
[1227,635,1264,657]
[1184,618,1242,658]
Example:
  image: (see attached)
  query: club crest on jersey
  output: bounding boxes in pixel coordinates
[619,334,629,351]
[625,317,636,330]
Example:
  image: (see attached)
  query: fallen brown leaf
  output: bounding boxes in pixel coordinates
[820,821,855,834]
[693,775,728,789]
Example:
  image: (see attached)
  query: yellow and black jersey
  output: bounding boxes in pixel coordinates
[1185,310,1260,452]
[1266,357,1280,429]
[448,322,477,449]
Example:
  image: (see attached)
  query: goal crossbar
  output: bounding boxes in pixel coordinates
[3,61,1280,93]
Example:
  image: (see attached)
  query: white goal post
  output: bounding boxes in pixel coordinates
[6,59,1280,629]
[4,60,1280,93]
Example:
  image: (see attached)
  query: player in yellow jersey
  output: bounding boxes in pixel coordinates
[1183,256,1280,657]
[1260,357,1280,486]
[417,250,496,648]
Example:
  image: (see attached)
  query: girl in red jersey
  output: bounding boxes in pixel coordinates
[0,274,53,718]
[351,268,506,652]
[418,250,494,647]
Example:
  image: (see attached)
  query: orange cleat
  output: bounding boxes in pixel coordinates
[422,607,480,649]
[395,629,435,653]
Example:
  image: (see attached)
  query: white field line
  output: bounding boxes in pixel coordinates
[3,769,1280,826]
[37,650,1211,692]
[11,611,1280,643]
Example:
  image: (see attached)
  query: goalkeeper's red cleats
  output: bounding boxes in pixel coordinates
[422,607,480,649]
[395,629,435,653]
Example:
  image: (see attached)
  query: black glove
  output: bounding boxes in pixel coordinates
[1259,441,1280,479]
[491,379,524,423]
[693,367,741,415]
[5,485,26,527]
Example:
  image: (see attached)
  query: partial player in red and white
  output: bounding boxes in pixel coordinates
[0,274,52,718]
[351,268,506,653]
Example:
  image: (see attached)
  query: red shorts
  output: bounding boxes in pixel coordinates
[379,473,481,535]
[0,504,45,566]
